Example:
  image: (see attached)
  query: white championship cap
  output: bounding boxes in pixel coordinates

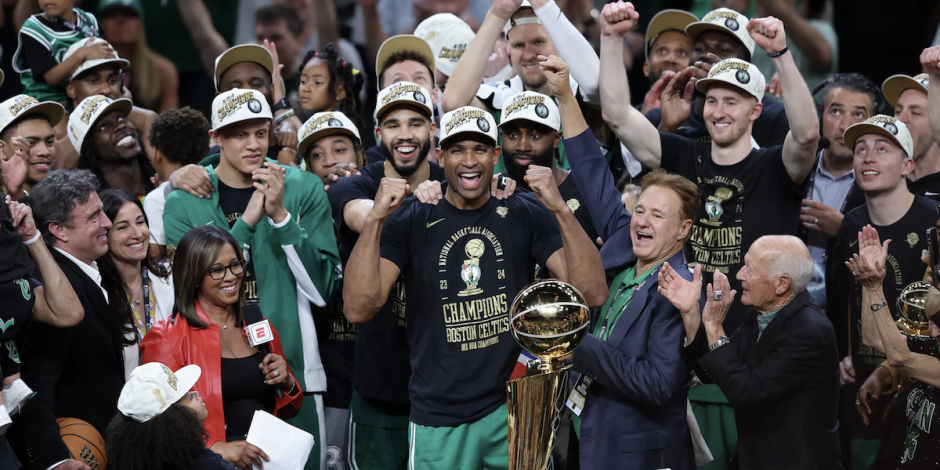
[211,88,273,131]
[414,13,475,77]
[67,95,133,152]
[298,111,361,158]
[685,8,755,57]
[375,35,436,89]
[62,38,130,81]
[214,44,276,91]
[499,91,560,131]
[844,115,915,159]
[503,0,541,36]
[882,73,929,107]
[118,363,201,423]
[374,81,434,120]
[0,95,65,137]
[695,58,765,102]
[439,106,498,148]
[645,10,697,61]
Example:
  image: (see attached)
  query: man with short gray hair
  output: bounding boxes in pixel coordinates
[658,234,841,469]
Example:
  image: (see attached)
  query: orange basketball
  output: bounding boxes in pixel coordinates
[57,418,107,470]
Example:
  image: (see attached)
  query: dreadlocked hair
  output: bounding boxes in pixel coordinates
[77,133,156,191]
[106,402,209,470]
[300,43,365,127]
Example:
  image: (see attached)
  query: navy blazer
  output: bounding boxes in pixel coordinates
[568,130,695,470]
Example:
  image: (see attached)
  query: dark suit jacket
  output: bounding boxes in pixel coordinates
[567,129,694,469]
[11,249,125,469]
[685,290,842,470]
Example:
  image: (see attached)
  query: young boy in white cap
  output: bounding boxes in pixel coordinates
[342,104,606,470]
[163,88,340,470]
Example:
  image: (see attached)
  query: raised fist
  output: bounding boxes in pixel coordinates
[371,178,410,220]
[600,1,639,38]
[492,0,524,19]
[921,45,940,77]
[747,17,787,54]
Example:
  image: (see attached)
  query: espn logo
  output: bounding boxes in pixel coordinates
[245,320,273,347]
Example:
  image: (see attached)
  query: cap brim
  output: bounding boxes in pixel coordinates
[299,127,359,158]
[25,102,66,129]
[71,58,131,81]
[439,130,497,149]
[695,76,759,100]
[376,36,435,88]
[882,75,927,107]
[172,364,201,404]
[646,10,697,60]
[374,100,433,122]
[843,123,906,156]
[215,46,276,91]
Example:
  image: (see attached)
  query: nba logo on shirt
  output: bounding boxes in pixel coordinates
[246,320,273,347]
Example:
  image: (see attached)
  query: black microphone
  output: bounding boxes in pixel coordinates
[246,320,286,399]
[818,137,831,149]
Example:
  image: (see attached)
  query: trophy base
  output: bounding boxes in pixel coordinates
[507,367,570,470]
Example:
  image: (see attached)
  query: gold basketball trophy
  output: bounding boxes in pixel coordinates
[507,280,590,470]
[896,281,931,336]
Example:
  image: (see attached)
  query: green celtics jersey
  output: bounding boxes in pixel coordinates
[14,8,99,102]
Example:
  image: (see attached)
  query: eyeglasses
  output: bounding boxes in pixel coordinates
[206,261,246,281]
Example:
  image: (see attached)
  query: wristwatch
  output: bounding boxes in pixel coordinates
[272,98,291,113]
[708,336,730,351]
[871,301,889,312]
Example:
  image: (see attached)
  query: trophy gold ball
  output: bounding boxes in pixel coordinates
[896,281,931,337]
[509,280,591,370]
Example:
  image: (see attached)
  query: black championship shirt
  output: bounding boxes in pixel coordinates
[217,181,259,303]
[908,171,940,203]
[0,200,33,284]
[660,133,805,333]
[328,160,446,404]
[646,97,790,148]
[380,193,563,426]
[517,171,599,249]
[831,196,936,439]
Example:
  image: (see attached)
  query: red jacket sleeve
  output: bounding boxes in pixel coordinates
[270,324,304,418]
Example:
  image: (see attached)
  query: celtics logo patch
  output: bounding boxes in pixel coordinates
[535,103,549,119]
[477,117,490,133]
[735,70,750,84]
[327,118,343,127]
[885,122,899,135]
[248,99,263,114]
[907,232,920,248]
[724,18,739,31]
[459,239,485,297]
[413,91,426,103]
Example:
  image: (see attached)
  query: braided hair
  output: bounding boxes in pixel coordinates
[300,43,365,128]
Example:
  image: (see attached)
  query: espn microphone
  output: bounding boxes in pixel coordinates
[246,320,285,399]
[818,137,831,149]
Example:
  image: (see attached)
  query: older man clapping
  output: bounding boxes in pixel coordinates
[658,235,842,469]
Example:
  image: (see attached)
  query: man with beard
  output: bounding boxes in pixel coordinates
[881,69,940,200]
[0,95,64,202]
[67,96,156,198]
[53,38,158,170]
[637,9,697,115]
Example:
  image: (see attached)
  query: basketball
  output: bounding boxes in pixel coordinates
[57,418,107,470]
[464,239,485,259]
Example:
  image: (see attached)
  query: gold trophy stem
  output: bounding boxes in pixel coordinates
[507,368,570,470]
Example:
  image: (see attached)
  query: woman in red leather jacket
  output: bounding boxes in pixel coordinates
[140,225,303,469]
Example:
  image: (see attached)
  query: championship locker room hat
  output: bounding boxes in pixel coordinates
[376,35,436,88]
[503,0,540,36]
[499,91,560,131]
[211,88,273,131]
[0,95,65,137]
[414,13,475,77]
[685,8,755,57]
[374,82,434,121]
[118,363,201,423]
[882,73,929,107]
[645,9,697,61]
[298,111,361,158]
[68,95,133,151]
[844,115,915,159]
[62,38,130,81]
[214,44,276,91]
[439,106,498,148]
[695,58,765,102]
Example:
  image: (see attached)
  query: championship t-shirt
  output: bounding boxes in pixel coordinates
[516,172,599,249]
[645,97,790,148]
[830,196,936,439]
[0,201,33,284]
[908,171,940,202]
[216,181,259,304]
[659,133,805,333]
[380,193,563,426]
[327,160,446,404]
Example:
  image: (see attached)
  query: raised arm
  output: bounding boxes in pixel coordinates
[529,0,600,103]
[873,286,940,389]
[846,225,892,354]
[755,0,833,70]
[598,2,663,169]
[343,178,407,322]
[748,17,818,184]
[177,0,229,76]
[441,0,522,112]
[921,46,940,148]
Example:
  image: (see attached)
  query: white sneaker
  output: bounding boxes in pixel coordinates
[3,379,34,416]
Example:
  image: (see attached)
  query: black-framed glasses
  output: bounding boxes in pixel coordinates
[206,261,246,281]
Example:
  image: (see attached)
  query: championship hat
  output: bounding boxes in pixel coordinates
[298,111,361,158]
[844,115,914,158]
[214,44,276,91]
[211,88,273,131]
[503,0,541,36]
[685,8,755,57]
[376,35,436,88]
[645,10,697,61]
[118,363,201,423]
[99,0,144,21]
[62,38,130,81]
[374,81,434,121]
[439,106,498,148]
[695,58,765,102]
[882,73,929,107]
[0,95,65,137]
[68,95,133,152]
[499,91,560,131]
[414,13,475,77]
